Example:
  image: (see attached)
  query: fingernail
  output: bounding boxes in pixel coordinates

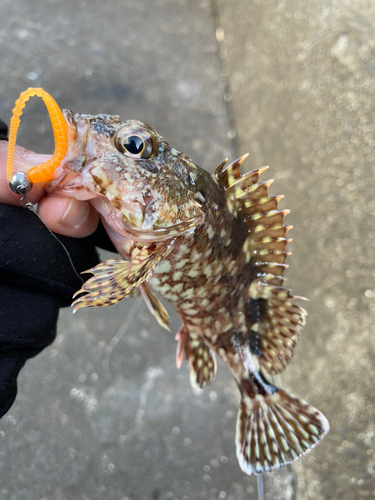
[58,198,90,229]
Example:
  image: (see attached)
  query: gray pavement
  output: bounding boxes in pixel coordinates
[0,0,374,499]
[218,1,375,498]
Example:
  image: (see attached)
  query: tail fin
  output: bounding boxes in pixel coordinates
[236,388,329,475]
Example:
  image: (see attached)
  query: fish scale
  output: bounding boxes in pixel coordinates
[45,109,329,476]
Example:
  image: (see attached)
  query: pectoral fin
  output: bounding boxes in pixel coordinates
[72,244,166,312]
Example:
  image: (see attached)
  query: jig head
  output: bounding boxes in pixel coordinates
[8,170,33,209]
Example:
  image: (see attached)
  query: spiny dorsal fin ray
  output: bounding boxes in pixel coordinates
[214,154,250,188]
[254,273,287,288]
[235,179,274,204]
[245,209,290,232]
[248,225,292,244]
[250,238,292,254]
[238,195,283,219]
[214,158,228,178]
[254,262,289,278]
[225,166,270,200]
[255,254,291,266]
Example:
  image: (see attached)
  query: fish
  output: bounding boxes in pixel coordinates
[47,109,329,475]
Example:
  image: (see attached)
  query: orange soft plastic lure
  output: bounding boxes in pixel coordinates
[6,88,68,183]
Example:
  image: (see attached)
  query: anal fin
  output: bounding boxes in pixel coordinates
[236,388,329,475]
[175,326,217,389]
[187,338,217,389]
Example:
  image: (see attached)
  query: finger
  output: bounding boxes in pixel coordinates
[0,141,52,205]
[38,196,100,238]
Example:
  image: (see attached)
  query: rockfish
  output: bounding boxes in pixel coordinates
[48,110,329,475]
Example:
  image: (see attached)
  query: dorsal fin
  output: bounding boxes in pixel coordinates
[215,154,290,283]
[248,281,307,374]
[217,155,307,375]
[214,157,228,178]
[214,154,249,188]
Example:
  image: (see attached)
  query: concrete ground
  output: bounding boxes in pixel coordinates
[1,0,374,499]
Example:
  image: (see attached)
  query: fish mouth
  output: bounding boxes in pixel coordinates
[45,110,93,196]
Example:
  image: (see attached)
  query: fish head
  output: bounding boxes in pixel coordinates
[50,110,205,242]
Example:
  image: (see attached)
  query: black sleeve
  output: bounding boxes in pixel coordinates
[0,119,8,141]
[0,204,117,417]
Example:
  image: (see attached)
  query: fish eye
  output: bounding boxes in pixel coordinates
[114,125,155,159]
[123,135,145,155]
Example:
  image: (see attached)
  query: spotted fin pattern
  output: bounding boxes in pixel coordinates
[249,282,306,375]
[214,155,288,284]
[72,244,166,312]
[216,155,305,374]
[186,337,217,389]
[175,326,216,388]
[236,389,329,475]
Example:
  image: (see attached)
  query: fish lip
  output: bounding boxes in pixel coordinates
[46,111,97,197]
[45,169,98,200]
[60,109,92,173]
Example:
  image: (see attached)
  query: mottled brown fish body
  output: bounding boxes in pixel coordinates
[50,112,329,475]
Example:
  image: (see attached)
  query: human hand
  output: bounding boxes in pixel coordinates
[0,123,114,418]
[0,140,99,237]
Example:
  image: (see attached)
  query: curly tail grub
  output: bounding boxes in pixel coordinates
[6,88,68,183]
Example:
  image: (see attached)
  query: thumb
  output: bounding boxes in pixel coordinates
[38,196,100,238]
[0,141,100,238]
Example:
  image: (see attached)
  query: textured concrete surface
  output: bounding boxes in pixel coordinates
[1,0,374,499]
[217,1,375,499]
